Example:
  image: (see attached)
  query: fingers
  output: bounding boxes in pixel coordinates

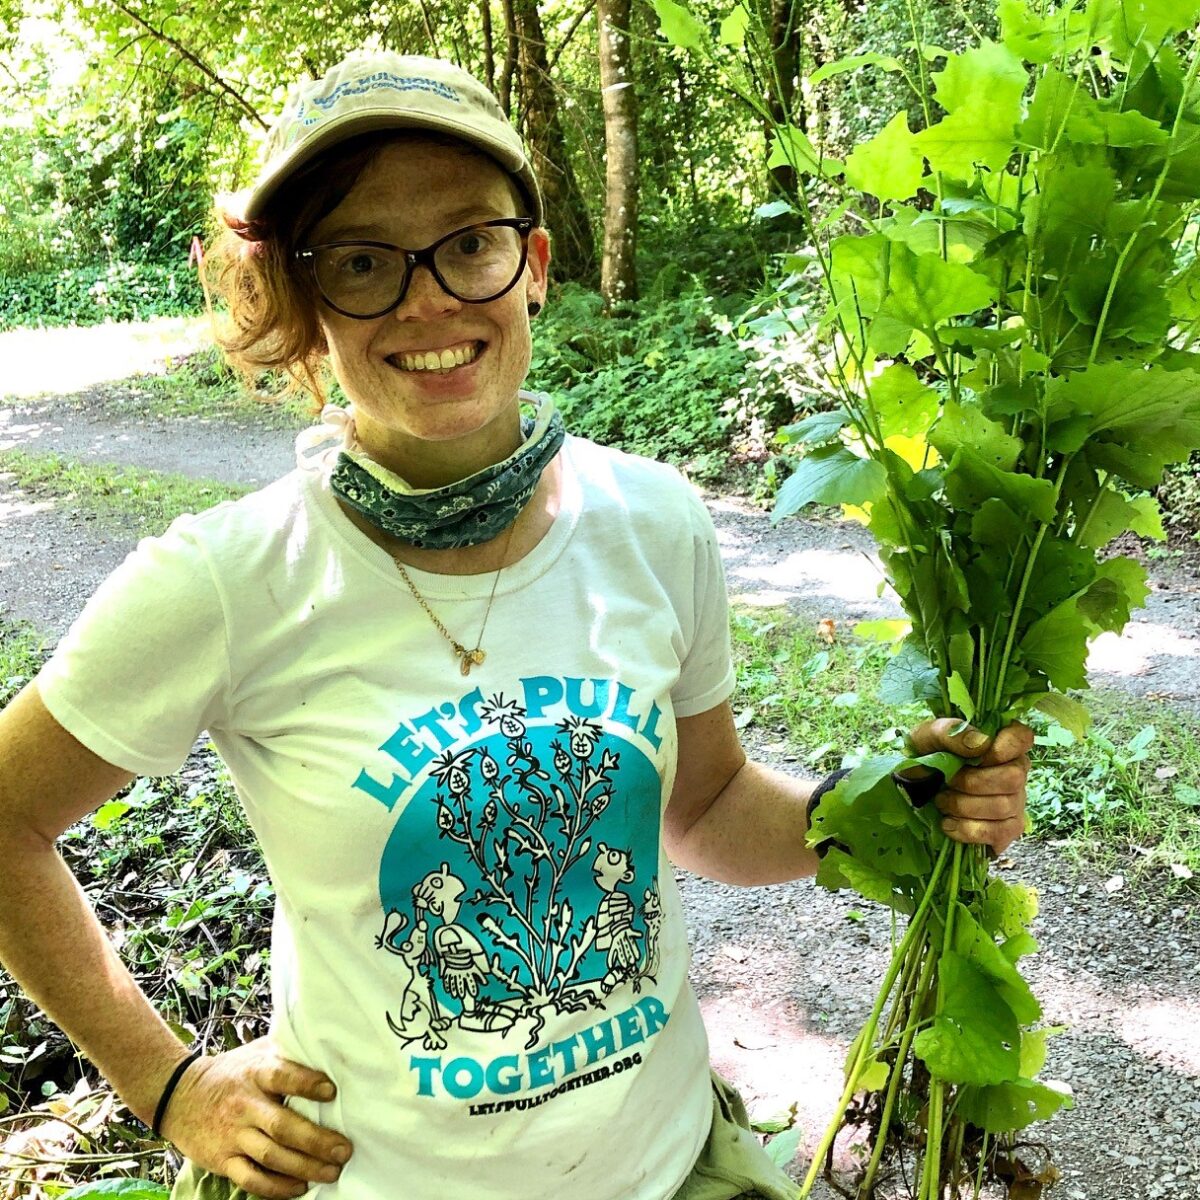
[257,1100,353,1168]
[908,718,1034,764]
[222,1154,311,1200]
[256,1057,337,1104]
[946,754,1029,797]
[939,811,1026,855]
[239,1128,343,1186]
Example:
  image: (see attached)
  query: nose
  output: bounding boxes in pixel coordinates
[392,261,461,321]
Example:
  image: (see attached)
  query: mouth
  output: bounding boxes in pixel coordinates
[386,340,485,374]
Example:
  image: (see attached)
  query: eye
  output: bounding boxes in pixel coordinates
[451,228,495,256]
[337,250,383,276]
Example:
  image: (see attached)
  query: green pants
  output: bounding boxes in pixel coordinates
[170,1073,797,1200]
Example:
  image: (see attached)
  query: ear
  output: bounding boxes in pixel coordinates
[526,227,551,307]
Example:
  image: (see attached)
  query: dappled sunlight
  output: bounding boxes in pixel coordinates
[0,316,207,401]
[699,991,853,1163]
[1087,622,1200,679]
[727,547,899,615]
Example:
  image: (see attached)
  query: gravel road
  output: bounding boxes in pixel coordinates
[2,323,1199,1199]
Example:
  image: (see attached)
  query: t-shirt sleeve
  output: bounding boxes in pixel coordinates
[670,486,736,719]
[36,522,231,777]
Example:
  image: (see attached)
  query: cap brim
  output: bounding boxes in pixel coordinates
[243,109,527,221]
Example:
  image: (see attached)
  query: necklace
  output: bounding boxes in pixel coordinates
[392,523,518,675]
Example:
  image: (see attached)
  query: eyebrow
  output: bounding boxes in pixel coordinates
[317,206,514,245]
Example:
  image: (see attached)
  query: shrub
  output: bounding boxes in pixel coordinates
[0,260,204,330]
[530,279,752,472]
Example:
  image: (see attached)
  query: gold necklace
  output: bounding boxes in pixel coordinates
[392,523,517,676]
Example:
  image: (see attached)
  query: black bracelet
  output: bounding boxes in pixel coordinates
[806,769,852,859]
[892,768,945,808]
[152,1047,203,1137]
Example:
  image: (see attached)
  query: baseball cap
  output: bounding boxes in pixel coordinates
[240,51,543,224]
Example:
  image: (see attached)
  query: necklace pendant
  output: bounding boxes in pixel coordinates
[458,647,486,676]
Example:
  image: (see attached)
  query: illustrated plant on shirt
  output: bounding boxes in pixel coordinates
[401,695,657,1049]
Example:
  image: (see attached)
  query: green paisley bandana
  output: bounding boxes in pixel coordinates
[329,395,566,549]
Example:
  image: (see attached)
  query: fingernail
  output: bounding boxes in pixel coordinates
[317,1082,335,1101]
[321,1166,341,1183]
[964,731,988,751]
[333,1144,351,1164]
[942,818,960,834]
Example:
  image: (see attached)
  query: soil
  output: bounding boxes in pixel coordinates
[2,322,1199,1199]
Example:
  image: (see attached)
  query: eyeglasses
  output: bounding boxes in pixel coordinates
[295,218,534,319]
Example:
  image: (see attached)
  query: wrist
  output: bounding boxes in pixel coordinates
[152,1046,204,1137]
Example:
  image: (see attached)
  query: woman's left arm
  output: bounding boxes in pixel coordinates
[663,702,1033,886]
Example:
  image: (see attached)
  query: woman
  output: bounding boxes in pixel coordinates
[0,51,1032,1200]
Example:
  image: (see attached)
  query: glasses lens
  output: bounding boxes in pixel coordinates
[312,245,407,317]
[435,224,524,301]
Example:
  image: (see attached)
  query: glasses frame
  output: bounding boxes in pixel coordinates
[295,217,535,320]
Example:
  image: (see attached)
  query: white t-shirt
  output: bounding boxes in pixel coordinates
[38,434,736,1200]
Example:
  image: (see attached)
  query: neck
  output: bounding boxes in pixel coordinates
[352,407,524,488]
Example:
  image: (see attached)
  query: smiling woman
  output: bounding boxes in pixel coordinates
[0,47,1033,1200]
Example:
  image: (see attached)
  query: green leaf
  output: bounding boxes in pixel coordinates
[778,409,851,446]
[1022,538,1097,618]
[1046,364,1200,488]
[916,42,1028,178]
[854,618,910,643]
[1020,600,1089,691]
[1000,0,1091,63]
[869,364,940,438]
[913,951,1022,1085]
[717,3,750,47]
[943,448,1058,524]
[844,112,927,203]
[60,1183,171,1200]
[1076,556,1150,633]
[816,847,904,906]
[651,0,709,50]
[92,800,131,831]
[771,446,887,521]
[953,904,1042,1025]
[876,248,995,336]
[1034,692,1091,739]
[956,1077,1073,1133]
[764,1124,802,1167]
[767,125,843,177]
[948,671,975,722]
[878,640,942,705]
[809,52,903,85]
[930,401,1022,472]
[1076,487,1166,548]
[857,1056,891,1092]
[1020,1025,1066,1078]
[981,877,1039,940]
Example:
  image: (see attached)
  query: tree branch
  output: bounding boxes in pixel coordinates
[105,0,268,129]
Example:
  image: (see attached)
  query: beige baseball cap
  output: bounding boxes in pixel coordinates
[241,51,543,224]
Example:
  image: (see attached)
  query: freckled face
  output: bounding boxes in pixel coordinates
[305,137,550,480]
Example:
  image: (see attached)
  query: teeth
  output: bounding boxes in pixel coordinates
[397,342,480,372]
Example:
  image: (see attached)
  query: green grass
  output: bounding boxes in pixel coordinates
[0,450,251,531]
[730,605,1200,879]
[0,621,48,708]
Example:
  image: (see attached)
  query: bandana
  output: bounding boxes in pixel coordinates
[296,393,566,549]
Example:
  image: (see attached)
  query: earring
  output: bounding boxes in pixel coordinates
[527,301,542,317]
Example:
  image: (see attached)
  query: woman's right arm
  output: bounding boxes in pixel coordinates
[0,682,353,1199]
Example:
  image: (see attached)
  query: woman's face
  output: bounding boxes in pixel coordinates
[304,137,550,483]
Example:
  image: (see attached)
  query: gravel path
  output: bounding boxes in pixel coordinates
[2,324,1199,1199]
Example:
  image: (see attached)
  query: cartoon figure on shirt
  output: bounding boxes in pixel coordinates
[640,882,663,988]
[376,910,449,1050]
[592,844,642,994]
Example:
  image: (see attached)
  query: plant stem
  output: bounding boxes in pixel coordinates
[798,840,953,1199]
[861,937,938,1197]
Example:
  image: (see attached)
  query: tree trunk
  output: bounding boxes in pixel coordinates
[597,0,637,309]
[480,0,495,93]
[765,0,800,196]
[498,0,518,115]
[511,0,596,282]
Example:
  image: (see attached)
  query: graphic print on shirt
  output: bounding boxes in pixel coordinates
[372,678,670,1098]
